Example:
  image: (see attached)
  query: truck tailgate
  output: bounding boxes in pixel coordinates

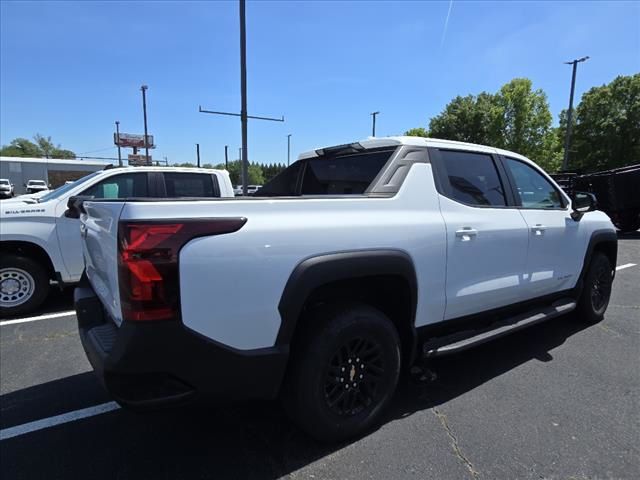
[81,201,125,326]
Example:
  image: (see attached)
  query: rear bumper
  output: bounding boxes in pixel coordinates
[75,284,289,408]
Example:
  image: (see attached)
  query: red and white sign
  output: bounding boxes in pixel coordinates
[114,133,155,149]
[128,154,152,166]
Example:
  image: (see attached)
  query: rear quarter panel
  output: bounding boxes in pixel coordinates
[120,163,447,350]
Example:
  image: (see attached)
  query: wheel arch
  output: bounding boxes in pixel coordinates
[576,229,618,295]
[277,249,419,367]
[0,240,56,280]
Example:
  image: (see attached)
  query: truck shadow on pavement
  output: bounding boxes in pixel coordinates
[0,314,594,480]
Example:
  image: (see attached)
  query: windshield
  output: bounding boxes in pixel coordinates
[0,180,9,185]
[38,171,102,202]
[29,180,46,186]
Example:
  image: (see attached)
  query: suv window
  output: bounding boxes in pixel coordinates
[437,150,506,207]
[82,173,148,199]
[505,157,564,209]
[164,172,217,197]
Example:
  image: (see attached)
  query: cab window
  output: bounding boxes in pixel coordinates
[82,173,148,199]
[505,157,565,209]
[436,150,507,207]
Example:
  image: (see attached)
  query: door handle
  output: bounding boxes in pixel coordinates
[531,224,547,236]
[455,227,478,241]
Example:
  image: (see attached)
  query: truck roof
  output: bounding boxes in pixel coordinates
[298,136,530,163]
[100,166,229,175]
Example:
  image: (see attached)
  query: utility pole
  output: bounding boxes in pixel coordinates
[196,143,201,167]
[287,133,292,166]
[115,121,122,167]
[562,56,589,171]
[225,145,229,170]
[198,0,284,194]
[141,85,150,163]
[370,111,380,137]
[239,0,248,195]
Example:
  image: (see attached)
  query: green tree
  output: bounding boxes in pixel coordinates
[174,162,197,168]
[570,74,640,172]
[0,134,76,159]
[494,78,554,169]
[409,78,558,171]
[404,127,428,137]
[428,92,503,145]
[213,160,264,185]
[0,138,42,157]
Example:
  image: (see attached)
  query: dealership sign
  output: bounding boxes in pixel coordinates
[128,154,152,166]
[114,133,155,149]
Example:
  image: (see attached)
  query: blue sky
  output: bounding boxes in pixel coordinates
[1,1,638,166]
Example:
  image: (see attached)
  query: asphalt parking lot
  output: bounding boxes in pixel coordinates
[1,233,638,480]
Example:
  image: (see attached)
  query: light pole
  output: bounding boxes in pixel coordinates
[115,121,122,167]
[370,111,380,137]
[287,133,292,166]
[562,56,589,170]
[141,85,150,164]
[196,143,201,167]
[225,145,229,170]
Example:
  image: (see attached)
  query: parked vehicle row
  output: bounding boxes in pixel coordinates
[0,178,14,198]
[0,166,234,316]
[74,136,617,442]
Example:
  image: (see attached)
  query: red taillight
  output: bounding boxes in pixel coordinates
[118,218,246,322]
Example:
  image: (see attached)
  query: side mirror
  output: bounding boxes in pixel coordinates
[571,191,597,220]
[64,195,94,219]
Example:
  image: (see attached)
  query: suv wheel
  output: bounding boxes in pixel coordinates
[576,252,613,324]
[0,255,49,317]
[282,302,401,442]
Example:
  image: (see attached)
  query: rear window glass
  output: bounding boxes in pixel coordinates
[259,148,394,196]
[164,173,217,197]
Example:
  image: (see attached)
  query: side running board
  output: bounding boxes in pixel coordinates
[423,298,577,358]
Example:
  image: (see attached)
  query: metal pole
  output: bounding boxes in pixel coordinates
[287,134,291,166]
[115,121,122,167]
[562,56,589,171]
[196,143,201,167]
[371,111,379,137]
[239,0,249,196]
[225,145,229,170]
[141,85,149,164]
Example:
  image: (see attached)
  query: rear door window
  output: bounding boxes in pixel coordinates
[163,173,218,198]
[435,150,507,207]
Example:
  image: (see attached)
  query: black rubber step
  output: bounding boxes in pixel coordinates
[423,298,576,358]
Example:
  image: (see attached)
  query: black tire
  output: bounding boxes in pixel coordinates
[282,302,401,442]
[613,212,640,233]
[576,252,613,324]
[0,254,49,317]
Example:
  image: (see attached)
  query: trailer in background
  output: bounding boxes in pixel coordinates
[552,164,640,233]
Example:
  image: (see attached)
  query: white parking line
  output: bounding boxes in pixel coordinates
[0,310,76,327]
[0,402,120,441]
[616,263,637,271]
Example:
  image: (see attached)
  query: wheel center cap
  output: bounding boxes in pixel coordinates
[1,278,20,295]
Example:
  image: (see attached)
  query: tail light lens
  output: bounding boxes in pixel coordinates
[118,218,246,322]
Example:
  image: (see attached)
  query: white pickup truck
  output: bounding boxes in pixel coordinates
[75,137,617,441]
[0,166,233,316]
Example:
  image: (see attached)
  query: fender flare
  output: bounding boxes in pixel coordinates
[575,229,618,295]
[275,249,418,348]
